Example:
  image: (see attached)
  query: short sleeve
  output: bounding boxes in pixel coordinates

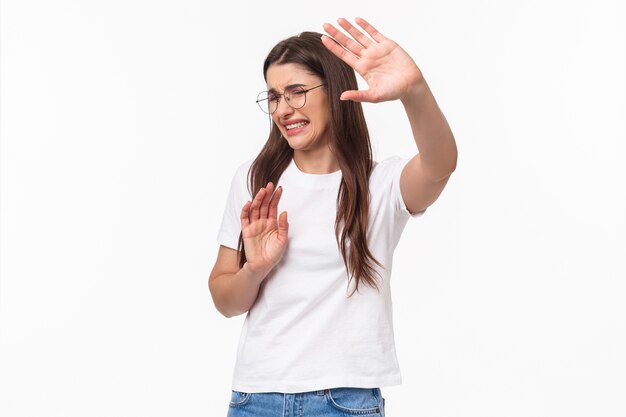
[377,156,426,218]
[216,160,253,250]
[391,156,427,218]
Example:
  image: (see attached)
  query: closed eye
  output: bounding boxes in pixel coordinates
[268,93,280,103]
[289,89,306,97]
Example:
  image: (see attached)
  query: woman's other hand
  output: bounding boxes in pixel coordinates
[240,182,289,276]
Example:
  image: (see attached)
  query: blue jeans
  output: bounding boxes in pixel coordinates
[227,387,386,416]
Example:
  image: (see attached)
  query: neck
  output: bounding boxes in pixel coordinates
[293,147,340,174]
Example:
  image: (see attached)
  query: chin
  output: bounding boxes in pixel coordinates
[284,136,311,150]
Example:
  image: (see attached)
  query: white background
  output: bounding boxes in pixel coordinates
[1,0,625,416]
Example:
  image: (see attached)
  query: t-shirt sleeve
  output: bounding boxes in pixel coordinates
[216,161,253,250]
[386,156,427,218]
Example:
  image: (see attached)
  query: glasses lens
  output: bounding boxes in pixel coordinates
[287,87,307,109]
[256,91,276,114]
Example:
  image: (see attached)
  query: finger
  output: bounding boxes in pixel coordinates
[277,211,289,241]
[249,187,266,221]
[354,17,387,43]
[322,22,364,55]
[340,89,376,103]
[240,200,251,228]
[336,17,373,47]
[320,34,358,69]
[268,185,283,220]
[259,182,274,219]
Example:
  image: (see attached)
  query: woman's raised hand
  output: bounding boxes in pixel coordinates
[240,182,289,277]
[321,17,425,103]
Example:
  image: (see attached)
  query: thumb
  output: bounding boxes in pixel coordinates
[340,89,372,102]
[278,211,289,240]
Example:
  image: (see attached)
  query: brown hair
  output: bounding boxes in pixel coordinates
[237,31,383,296]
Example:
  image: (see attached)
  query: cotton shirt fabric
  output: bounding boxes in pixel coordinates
[217,155,424,393]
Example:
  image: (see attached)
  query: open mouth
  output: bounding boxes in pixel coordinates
[285,121,309,132]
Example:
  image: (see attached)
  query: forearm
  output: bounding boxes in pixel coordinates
[209,263,268,318]
[401,79,458,181]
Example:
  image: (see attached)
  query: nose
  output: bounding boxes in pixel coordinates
[274,96,294,118]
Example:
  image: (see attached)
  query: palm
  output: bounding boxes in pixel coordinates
[242,217,286,269]
[240,182,288,275]
[321,17,424,103]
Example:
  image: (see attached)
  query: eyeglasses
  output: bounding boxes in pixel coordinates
[256,84,326,114]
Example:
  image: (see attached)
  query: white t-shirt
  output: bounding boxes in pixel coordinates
[217,155,425,393]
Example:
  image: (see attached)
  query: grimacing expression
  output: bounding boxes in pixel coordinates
[266,63,331,152]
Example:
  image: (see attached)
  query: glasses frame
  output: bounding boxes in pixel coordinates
[256,84,326,114]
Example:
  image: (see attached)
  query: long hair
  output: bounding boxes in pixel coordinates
[237,31,383,297]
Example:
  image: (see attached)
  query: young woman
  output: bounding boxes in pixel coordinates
[209,17,458,416]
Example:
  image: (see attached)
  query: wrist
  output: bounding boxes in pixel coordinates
[400,78,429,106]
[242,261,270,283]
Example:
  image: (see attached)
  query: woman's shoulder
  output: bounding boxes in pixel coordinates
[235,158,255,173]
[371,155,411,180]
[228,158,255,183]
[224,158,255,196]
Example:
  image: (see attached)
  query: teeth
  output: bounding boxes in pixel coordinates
[286,121,308,130]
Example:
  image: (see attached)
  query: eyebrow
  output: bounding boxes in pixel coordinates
[267,83,306,93]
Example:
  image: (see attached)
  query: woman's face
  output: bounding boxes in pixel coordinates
[265,63,331,153]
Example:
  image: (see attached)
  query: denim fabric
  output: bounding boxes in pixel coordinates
[227,387,386,416]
